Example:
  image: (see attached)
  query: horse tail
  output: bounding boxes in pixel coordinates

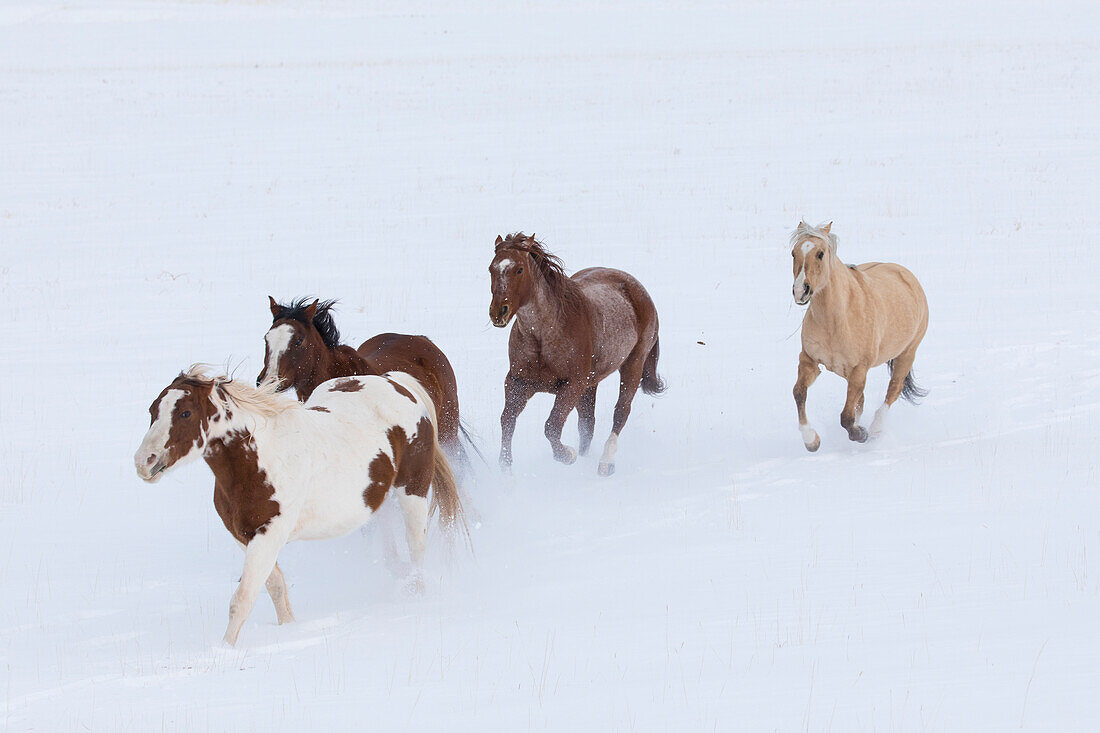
[459,421,488,467]
[640,336,667,396]
[430,442,470,545]
[888,360,929,405]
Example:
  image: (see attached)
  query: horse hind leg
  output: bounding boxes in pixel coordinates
[871,345,919,438]
[599,357,646,476]
[396,485,430,596]
[577,385,598,456]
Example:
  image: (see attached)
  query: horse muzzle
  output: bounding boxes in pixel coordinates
[794,284,812,306]
[490,303,512,328]
[135,452,169,483]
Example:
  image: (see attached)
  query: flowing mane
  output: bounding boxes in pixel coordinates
[181,364,295,419]
[272,297,342,349]
[496,233,586,315]
[790,221,838,251]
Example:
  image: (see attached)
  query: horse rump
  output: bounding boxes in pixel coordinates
[640,336,667,396]
[888,359,929,405]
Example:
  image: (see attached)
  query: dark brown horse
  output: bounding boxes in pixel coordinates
[256,297,476,475]
[488,233,664,476]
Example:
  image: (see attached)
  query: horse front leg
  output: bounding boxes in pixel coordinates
[545,381,586,465]
[224,522,292,646]
[794,351,821,451]
[841,366,870,443]
[265,562,295,625]
[499,373,534,473]
[576,385,598,457]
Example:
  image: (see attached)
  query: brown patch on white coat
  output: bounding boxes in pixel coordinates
[257,297,476,480]
[133,367,467,647]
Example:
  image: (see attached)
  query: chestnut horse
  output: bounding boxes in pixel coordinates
[488,233,664,476]
[791,221,929,451]
[134,366,465,646]
[256,297,477,476]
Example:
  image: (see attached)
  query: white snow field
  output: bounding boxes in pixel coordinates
[1,1,1099,730]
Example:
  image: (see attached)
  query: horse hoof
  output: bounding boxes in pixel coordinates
[851,427,869,443]
[598,462,615,477]
[805,437,820,452]
[403,573,425,597]
[556,447,578,465]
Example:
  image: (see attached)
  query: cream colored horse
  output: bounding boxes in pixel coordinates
[791,221,929,451]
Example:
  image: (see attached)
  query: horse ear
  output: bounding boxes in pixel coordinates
[304,299,319,320]
[822,222,832,234]
[495,235,503,246]
[268,296,280,317]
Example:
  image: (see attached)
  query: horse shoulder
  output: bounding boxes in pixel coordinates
[205,436,282,544]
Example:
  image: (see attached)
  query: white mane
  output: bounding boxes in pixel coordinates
[790,221,838,251]
[182,364,296,419]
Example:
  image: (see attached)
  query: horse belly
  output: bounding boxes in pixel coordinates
[291,486,374,541]
[587,285,640,378]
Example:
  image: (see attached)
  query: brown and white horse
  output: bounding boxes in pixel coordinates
[791,221,929,451]
[488,233,664,476]
[133,366,465,646]
[256,297,478,477]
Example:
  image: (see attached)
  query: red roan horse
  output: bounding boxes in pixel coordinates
[488,233,665,476]
[257,297,477,476]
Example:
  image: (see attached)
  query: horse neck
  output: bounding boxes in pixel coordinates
[516,271,584,334]
[808,256,857,326]
[202,408,296,484]
[296,344,369,400]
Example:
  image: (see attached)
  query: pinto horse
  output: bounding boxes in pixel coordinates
[256,297,476,476]
[134,366,465,646]
[488,233,664,476]
[790,221,929,451]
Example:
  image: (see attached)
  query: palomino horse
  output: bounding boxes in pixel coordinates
[256,297,477,476]
[790,221,929,451]
[488,233,664,476]
[133,366,465,646]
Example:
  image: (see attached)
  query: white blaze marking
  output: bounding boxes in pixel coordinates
[134,389,184,473]
[264,324,295,381]
[494,258,513,274]
[794,267,807,293]
[800,239,816,255]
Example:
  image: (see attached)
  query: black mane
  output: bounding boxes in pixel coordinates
[272,297,342,349]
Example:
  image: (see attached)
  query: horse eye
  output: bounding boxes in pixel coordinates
[180,410,191,419]
[816,251,824,260]
[294,337,303,346]
[516,267,523,274]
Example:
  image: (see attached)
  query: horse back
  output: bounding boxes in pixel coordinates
[356,333,461,444]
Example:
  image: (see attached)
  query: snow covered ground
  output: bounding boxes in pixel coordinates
[1,1,1098,729]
